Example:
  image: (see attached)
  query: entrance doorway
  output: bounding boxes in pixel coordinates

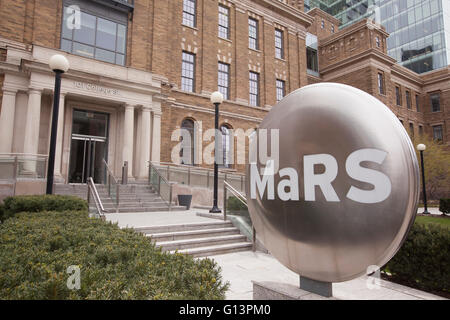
[68,110,109,184]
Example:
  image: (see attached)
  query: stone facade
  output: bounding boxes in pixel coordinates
[0,0,448,183]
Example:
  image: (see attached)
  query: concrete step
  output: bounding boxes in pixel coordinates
[105,205,186,213]
[135,221,233,234]
[171,242,253,257]
[102,201,168,208]
[147,227,240,242]
[156,234,247,251]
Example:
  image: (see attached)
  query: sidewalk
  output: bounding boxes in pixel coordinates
[208,250,445,300]
[105,210,446,300]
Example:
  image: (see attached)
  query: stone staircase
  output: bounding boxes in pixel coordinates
[135,220,253,257]
[54,183,186,213]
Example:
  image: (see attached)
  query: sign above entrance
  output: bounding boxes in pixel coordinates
[73,81,120,96]
[245,83,420,283]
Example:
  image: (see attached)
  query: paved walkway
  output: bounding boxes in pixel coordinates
[417,207,446,215]
[105,210,446,300]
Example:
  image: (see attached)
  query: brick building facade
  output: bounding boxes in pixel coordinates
[0,0,448,184]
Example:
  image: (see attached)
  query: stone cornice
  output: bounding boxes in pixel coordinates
[320,48,397,75]
[170,101,264,123]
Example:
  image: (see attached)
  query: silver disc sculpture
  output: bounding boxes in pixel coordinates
[246,83,420,283]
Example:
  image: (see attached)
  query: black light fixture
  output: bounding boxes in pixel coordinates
[210,91,224,213]
[46,54,70,194]
[417,143,430,214]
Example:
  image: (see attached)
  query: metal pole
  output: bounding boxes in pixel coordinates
[210,102,221,213]
[46,71,63,194]
[420,150,429,214]
[223,184,227,221]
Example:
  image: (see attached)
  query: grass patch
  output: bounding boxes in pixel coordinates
[415,215,450,228]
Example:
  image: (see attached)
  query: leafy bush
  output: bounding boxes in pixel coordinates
[382,222,449,294]
[0,210,228,299]
[227,196,247,211]
[440,199,450,214]
[0,195,87,222]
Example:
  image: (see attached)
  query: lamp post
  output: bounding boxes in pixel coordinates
[417,143,429,214]
[210,91,224,213]
[46,54,69,194]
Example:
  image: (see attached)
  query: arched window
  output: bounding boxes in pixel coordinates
[180,118,195,165]
[220,124,232,168]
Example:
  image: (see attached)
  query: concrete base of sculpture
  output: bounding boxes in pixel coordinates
[300,276,333,297]
[253,281,336,300]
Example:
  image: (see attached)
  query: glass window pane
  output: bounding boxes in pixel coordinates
[96,18,117,51]
[61,39,72,53]
[116,54,125,66]
[73,12,96,45]
[95,48,115,64]
[62,6,74,40]
[73,42,94,58]
[117,24,127,54]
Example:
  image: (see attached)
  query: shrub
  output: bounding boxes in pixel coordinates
[0,210,228,299]
[0,195,87,222]
[227,196,247,211]
[382,222,449,294]
[440,198,450,214]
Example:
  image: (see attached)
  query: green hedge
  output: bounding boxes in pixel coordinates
[0,195,87,222]
[0,210,228,299]
[382,222,449,294]
[440,199,450,214]
[227,196,247,211]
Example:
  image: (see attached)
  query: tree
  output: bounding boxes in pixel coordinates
[408,130,450,200]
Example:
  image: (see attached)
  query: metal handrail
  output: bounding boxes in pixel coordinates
[223,180,255,252]
[149,161,173,211]
[103,159,119,213]
[87,177,107,218]
[156,161,246,191]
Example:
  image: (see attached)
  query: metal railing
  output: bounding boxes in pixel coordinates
[87,177,107,219]
[103,159,119,213]
[223,180,255,251]
[0,153,48,181]
[156,161,246,193]
[149,161,173,211]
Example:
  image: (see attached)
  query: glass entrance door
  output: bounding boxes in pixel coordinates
[69,110,109,184]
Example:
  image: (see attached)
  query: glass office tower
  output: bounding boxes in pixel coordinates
[306,0,450,74]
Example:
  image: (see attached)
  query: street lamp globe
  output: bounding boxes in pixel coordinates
[417,144,426,151]
[49,54,70,73]
[210,91,224,104]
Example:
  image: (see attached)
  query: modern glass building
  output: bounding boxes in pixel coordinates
[305,0,450,74]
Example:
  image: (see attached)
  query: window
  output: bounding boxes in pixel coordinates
[419,125,423,136]
[218,62,230,100]
[249,71,259,106]
[306,47,318,72]
[409,123,414,136]
[432,125,443,141]
[181,51,195,92]
[220,125,232,168]
[180,119,195,165]
[406,90,411,109]
[61,6,127,65]
[182,0,196,27]
[395,86,402,106]
[276,80,285,103]
[430,93,440,112]
[321,20,325,29]
[249,18,258,50]
[275,29,284,59]
[218,5,230,39]
[377,73,385,95]
[415,94,420,112]
[331,25,335,33]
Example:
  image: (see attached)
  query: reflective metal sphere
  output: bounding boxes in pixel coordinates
[246,83,419,283]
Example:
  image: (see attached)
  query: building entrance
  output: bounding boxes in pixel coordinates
[68,110,109,184]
